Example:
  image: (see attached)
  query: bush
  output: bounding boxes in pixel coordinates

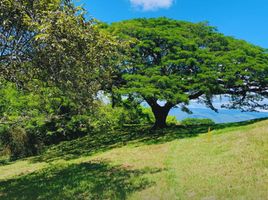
[0,80,94,159]
[140,107,155,124]
[181,118,215,126]
[166,116,179,126]
[0,126,44,160]
[91,105,125,131]
[65,115,93,138]
[92,103,156,131]
[0,125,8,155]
[119,99,154,125]
[43,113,94,144]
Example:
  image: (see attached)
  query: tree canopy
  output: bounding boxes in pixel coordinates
[106,17,268,128]
[0,0,120,108]
[0,0,124,158]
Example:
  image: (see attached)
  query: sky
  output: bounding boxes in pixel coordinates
[77,0,268,48]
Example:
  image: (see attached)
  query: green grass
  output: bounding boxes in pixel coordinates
[0,119,267,199]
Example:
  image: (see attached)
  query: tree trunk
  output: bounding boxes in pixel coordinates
[144,98,174,129]
[151,105,172,129]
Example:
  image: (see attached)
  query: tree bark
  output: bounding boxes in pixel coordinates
[144,98,174,129]
[151,105,171,129]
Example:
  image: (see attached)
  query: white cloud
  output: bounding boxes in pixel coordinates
[130,0,174,11]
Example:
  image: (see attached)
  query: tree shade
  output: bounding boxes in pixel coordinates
[106,17,268,128]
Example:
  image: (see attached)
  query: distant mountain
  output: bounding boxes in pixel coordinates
[169,108,268,123]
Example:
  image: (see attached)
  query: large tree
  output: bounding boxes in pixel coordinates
[106,18,268,128]
[0,0,120,108]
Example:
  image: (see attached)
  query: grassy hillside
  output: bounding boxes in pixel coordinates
[0,119,267,200]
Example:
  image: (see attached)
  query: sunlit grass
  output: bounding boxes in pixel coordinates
[0,119,267,199]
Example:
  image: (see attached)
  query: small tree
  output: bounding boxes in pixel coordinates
[107,18,268,128]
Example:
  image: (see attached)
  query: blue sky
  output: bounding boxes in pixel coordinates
[77,0,268,48]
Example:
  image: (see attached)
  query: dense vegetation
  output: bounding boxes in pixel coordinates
[0,0,268,161]
[0,0,121,159]
[0,79,163,159]
[0,0,119,105]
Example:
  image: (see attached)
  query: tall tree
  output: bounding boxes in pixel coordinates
[0,0,120,108]
[106,18,268,128]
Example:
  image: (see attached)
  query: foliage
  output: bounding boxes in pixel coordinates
[0,80,96,159]
[0,0,121,108]
[0,80,47,159]
[166,116,179,126]
[92,102,153,131]
[92,104,125,131]
[106,18,268,128]
[0,126,44,160]
[180,118,215,126]
[0,80,161,159]
[0,1,123,158]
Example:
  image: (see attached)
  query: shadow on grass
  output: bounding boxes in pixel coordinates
[0,160,162,200]
[0,159,9,166]
[28,117,267,164]
[30,125,202,163]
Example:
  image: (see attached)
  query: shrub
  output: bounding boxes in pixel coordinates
[0,125,8,155]
[166,116,179,126]
[119,99,154,125]
[181,118,215,126]
[0,126,44,160]
[140,107,155,124]
[92,105,125,131]
[92,103,156,131]
[65,115,93,138]
[0,80,93,159]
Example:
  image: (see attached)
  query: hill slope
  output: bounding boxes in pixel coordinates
[0,119,268,199]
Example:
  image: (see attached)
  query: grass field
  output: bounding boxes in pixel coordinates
[0,119,267,200]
